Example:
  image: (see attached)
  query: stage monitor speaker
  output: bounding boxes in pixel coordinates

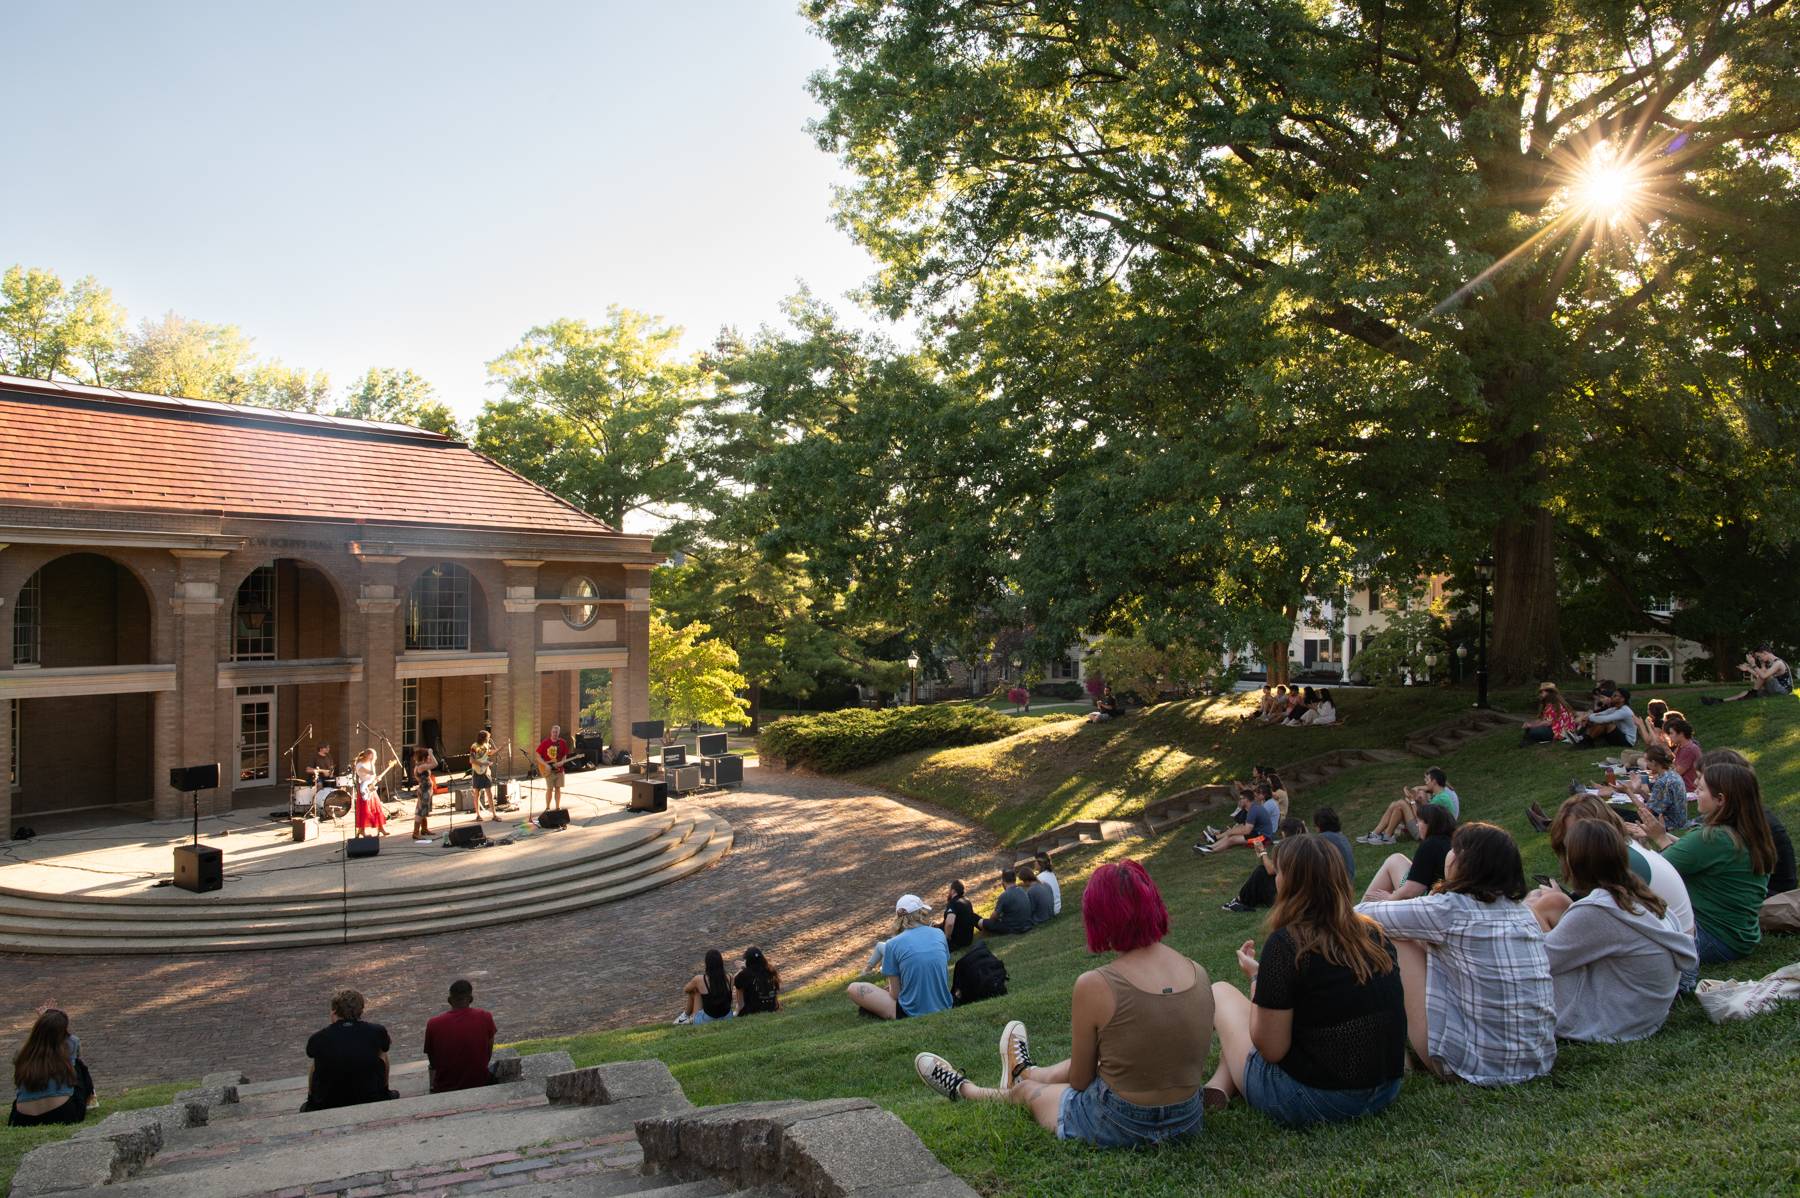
[290,817,320,843]
[703,754,744,787]
[169,763,221,792]
[537,808,571,831]
[347,836,381,859]
[628,777,669,813]
[631,719,666,741]
[172,844,223,893]
[447,824,485,847]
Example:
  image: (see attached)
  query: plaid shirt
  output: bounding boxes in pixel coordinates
[1356,892,1557,1085]
[1646,770,1690,831]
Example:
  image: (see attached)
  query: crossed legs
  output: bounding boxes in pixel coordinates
[1362,852,1415,902]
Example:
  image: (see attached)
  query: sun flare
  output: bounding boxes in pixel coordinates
[1573,152,1642,221]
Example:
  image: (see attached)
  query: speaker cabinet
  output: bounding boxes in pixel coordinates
[630,719,666,741]
[290,817,319,843]
[446,824,485,847]
[347,836,381,859]
[169,763,222,792]
[628,777,669,813]
[537,808,572,831]
[172,844,223,893]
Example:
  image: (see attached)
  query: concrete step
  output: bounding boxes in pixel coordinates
[0,817,732,954]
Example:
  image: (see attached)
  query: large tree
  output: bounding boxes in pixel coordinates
[806,0,1800,681]
[0,265,125,383]
[339,366,462,436]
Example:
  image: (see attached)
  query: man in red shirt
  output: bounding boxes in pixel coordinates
[1666,715,1702,790]
[422,979,497,1093]
[535,724,572,811]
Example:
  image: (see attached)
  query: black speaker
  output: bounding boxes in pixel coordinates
[347,836,381,859]
[631,719,665,741]
[172,844,223,893]
[628,777,668,813]
[446,824,485,847]
[537,808,571,831]
[703,754,744,787]
[169,763,221,792]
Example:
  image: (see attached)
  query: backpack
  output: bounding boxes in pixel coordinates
[952,942,1009,1006]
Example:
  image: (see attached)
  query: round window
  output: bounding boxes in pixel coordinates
[563,576,600,630]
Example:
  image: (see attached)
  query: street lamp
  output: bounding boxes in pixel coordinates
[1457,643,1469,685]
[1424,652,1438,683]
[906,652,920,706]
[1475,556,1494,709]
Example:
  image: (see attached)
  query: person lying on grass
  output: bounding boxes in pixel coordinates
[912,859,1215,1149]
[1206,834,1407,1127]
[847,894,952,1020]
[1359,802,1458,903]
[1195,782,1279,855]
[1525,820,1694,1043]
[1355,822,1557,1086]
[1357,767,1459,845]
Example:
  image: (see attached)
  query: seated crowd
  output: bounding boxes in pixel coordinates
[1246,685,1339,727]
[674,947,781,1024]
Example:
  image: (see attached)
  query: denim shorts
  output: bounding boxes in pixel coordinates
[689,1008,735,1025]
[1693,922,1744,966]
[1243,1051,1402,1129]
[1055,1077,1202,1148]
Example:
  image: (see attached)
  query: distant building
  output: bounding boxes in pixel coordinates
[0,375,658,828]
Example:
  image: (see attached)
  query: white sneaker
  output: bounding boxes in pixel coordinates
[673,1013,690,1025]
[914,1052,968,1102]
[999,1020,1034,1092]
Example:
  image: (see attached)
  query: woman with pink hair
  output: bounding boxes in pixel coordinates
[911,860,1214,1148]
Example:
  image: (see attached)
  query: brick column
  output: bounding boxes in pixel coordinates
[164,550,228,819]
[616,567,652,752]
[502,560,543,776]
[0,556,14,832]
[354,555,405,769]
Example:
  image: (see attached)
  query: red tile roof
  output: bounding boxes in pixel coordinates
[0,376,613,535]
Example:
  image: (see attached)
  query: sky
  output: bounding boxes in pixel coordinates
[0,1,885,419]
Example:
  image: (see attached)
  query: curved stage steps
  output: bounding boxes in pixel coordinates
[0,803,732,955]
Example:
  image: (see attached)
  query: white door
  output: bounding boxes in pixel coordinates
[235,687,275,788]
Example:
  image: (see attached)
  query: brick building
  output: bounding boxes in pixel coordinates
[0,375,659,827]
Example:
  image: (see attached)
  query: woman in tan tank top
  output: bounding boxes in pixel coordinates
[913,860,1214,1148]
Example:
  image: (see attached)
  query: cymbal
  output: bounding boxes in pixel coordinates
[286,777,311,785]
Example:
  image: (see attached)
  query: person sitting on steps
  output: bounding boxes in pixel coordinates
[1358,767,1459,845]
[9,1007,96,1127]
[423,979,497,1092]
[676,950,736,1025]
[302,989,397,1111]
[848,895,953,1020]
[910,860,1214,1149]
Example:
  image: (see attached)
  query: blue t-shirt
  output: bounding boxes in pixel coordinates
[1248,800,1279,842]
[15,1033,79,1103]
[1322,830,1357,880]
[883,925,952,1017]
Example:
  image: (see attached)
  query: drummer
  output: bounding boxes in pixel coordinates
[307,744,336,786]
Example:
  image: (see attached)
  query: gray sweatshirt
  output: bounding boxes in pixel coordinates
[1544,889,1698,1042]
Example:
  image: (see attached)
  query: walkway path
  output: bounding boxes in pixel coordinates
[0,768,998,1089]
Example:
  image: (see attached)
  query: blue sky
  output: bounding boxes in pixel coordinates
[0,1,882,417]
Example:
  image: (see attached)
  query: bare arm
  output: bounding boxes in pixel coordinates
[1066,970,1112,1093]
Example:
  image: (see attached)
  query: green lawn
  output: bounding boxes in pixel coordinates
[850,686,1478,845]
[0,1080,192,1193]
[518,689,1800,1197]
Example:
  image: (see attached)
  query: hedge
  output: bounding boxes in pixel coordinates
[758,704,1071,773]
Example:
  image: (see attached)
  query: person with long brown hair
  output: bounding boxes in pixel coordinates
[1206,835,1406,1126]
[1635,758,1777,964]
[1530,821,1695,1042]
[1522,682,1577,744]
[9,1008,95,1126]
[1356,822,1556,1086]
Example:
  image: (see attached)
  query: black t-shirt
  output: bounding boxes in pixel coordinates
[734,968,780,1015]
[1767,814,1797,896]
[698,975,733,1019]
[943,897,977,949]
[1253,926,1406,1091]
[1406,835,1453,890]
[305,1019,391,1109]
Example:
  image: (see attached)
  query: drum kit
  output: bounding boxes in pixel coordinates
[289,773,355,821]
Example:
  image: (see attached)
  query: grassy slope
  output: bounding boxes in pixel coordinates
[849,687,1474,845]
[0,1081,191,1193]
[520,690,1800,1198]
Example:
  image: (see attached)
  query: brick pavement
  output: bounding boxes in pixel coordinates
[0,768,999,1089]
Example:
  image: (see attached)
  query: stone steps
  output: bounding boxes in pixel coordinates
[0,814,732,955]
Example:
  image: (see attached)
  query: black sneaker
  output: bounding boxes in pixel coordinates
[1221,900,1253,913]
[914,1053,968,1102]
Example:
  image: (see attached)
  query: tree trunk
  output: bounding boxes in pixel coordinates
[747,682,763,733]
[1265,641,1290,686]
[1489,505,1565,685]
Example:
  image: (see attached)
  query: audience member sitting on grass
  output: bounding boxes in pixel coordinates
[1258,685,1293,724]
[1359,802,1457,903]
[1550,795,1696,946]
[1302,688,1338,726]
[1689,751,1795,901]
[734,947,781,1015]
[1667,716,1702,788]
[1629,756,1776,965]
[1222,818,1307,913]
[423,979,496,1092]
[1242,684,1277,722]
[1195,783,1279,855]
[849,895,953,1020]
[1573,688,1637,749]
[9,1008,95,1127]
[1357,767,1459,845]
[1022,865,1057,926]
[1617,745,1690,831]
[1522,682,1579,745]
[1034,852,1062,915]
[1639,699,1671,753]
[1283,686,1318,724]
[1707,646,1793,703]
[303,989,396,1111]
[676,950,736,1025]
[980,869,1037,935]
[1090,685,1121,723]
[1525,821,1695,1043]
[911,860,1213,1149]
[1206,835,1406,1127]
[1355,823,1557,1086]
[1314,807,1356,880]
[941,879,978,950]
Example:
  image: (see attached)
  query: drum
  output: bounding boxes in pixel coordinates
[321,787,352,819]
[292,784,321,813]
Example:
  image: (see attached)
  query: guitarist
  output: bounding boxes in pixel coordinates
[534,724,572,812]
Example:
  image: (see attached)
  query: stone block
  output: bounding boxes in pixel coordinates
[545,1059,684,1108]
[8,1138,121,1194]
[173,1083,235,1111]
[489,1047,521,1083]
[201,1069,249,1089]
[69,1106,165,1174]
[517,1050,576,1081]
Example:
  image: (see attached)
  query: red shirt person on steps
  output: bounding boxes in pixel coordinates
[423,979,497,1093]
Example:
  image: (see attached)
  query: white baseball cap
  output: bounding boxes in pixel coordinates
[895,893,926,914]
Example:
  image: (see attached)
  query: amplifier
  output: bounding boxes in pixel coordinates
[628,777,668,813]
[290,817,320,843]
[455,788,478,814]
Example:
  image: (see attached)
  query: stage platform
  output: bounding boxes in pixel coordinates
[0,769,732,955]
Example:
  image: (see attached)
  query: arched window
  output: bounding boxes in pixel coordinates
[1633,643,1672,686]
[562,575,600,630]
[407,563,472,651]
[232,565,277,661]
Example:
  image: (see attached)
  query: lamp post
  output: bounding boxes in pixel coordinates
[1456,643,1469,685]
[1475,556,1494,709]
[1424,652,1438,684]
[906,652,920,706]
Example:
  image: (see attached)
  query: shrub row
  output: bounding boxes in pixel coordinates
[758,704,1064,773]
